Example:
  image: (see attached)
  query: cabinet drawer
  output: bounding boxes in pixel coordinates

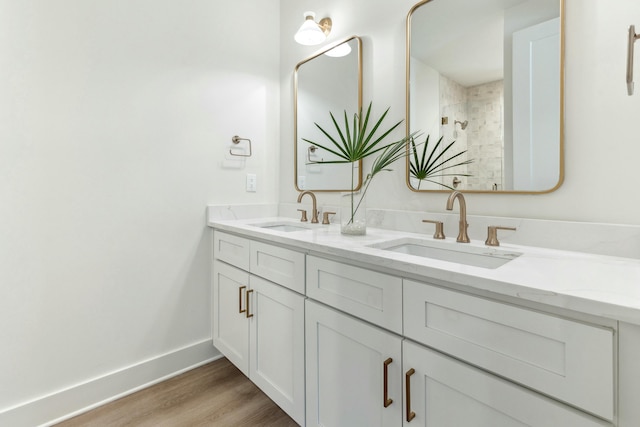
[250,240,305,294]
[213,231,250,270]
[404,280,615,420]
[307,256,402,333]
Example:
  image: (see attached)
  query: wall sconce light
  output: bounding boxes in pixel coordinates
[294,11,332,46]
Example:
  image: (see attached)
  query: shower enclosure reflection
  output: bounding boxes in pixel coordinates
[407,0,563,193]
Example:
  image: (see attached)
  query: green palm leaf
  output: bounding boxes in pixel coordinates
[409,135,473,190]
[302,102,405,164]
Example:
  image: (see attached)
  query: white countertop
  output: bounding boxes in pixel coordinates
[208,216,640,326]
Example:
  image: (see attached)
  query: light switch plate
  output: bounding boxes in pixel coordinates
[246,173,257,192]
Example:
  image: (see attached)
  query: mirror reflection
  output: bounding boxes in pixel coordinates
[406,0,563,193]
[294,36,362,191]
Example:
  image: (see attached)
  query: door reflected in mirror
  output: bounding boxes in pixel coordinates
[406,0,564,193]
[294,36,362,191]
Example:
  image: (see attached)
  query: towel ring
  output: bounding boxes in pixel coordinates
[230,135,252,157]
[307,145,323,163]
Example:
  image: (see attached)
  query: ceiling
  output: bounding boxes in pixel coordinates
[410,0,527,87]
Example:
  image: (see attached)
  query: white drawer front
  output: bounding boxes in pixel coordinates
[250,241,305,294]
[307,256,402,333]
[213,231,250,270]
[404,280,614,420]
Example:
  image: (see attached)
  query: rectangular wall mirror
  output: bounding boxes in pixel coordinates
[294,36,363,192]
[406,0,564,193]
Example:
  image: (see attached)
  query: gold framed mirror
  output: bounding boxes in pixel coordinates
[406,0,564,193]
[294,36,363,192]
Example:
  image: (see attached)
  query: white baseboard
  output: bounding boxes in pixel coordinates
[0,340,221,427]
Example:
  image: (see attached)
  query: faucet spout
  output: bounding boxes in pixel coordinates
[297,191,319,223]
[446,191,470,243]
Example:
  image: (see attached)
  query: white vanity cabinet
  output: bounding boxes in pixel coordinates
[304,256,614,427]
[209,224,628,426]
[305,300,403,427]
[212,231,305,425]
[403,279,615,422]
[305,256,404,426]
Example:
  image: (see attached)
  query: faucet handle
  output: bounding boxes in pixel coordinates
[422,219,446,239]
[485,226,516,247]
[297,209,308,222]
[322,211,336,225]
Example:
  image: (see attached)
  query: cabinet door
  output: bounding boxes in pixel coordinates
[306,300,402,427]
[212,260,250,375]
[402,340,610,427]
[619,322,640,426]
[249,275,305,426]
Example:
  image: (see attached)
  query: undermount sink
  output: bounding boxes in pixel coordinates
[251,221,312,232]
[369,238,521,269]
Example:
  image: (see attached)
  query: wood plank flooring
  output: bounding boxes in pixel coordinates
[55,357,299,427]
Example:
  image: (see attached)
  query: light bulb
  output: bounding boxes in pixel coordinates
[294,11,328,46]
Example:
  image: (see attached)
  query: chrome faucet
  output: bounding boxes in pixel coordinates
[297,191,319,223]
[446,191,470,243]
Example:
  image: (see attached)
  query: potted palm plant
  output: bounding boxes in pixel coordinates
[303,103,412,235]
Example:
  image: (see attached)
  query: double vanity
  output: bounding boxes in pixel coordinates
[208,207,640,427]
[208,0,639,425]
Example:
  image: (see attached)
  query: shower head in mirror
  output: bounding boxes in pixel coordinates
[454,120,468,130]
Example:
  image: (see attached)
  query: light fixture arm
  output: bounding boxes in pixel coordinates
[627,25,640,95]
[317,17,332,37]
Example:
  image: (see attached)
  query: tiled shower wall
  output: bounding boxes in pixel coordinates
[439,76,469,189]
[440,77,504,191]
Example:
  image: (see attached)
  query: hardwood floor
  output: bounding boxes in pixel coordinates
[56,358,299,427]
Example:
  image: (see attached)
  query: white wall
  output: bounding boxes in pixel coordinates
[279,0,640,226]
[0,0,280,422]
[410,59,439,150]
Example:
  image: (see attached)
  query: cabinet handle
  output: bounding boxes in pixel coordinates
[405,368,416,422]
[245,289,254,318]
[383,358,393,408]
[238,286,246,314]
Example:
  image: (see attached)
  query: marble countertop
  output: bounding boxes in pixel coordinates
[208,216,640,326]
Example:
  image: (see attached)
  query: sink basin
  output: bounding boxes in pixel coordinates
[369,238,521,269]
[251,221,312,232]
